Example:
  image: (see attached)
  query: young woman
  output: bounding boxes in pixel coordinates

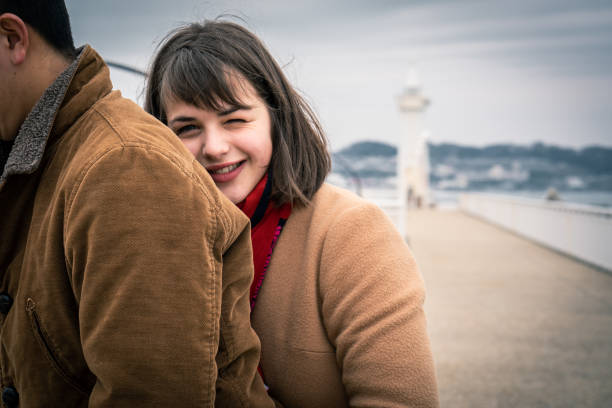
[145,21,439,408]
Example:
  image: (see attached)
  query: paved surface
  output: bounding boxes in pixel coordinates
[405,209,612,408]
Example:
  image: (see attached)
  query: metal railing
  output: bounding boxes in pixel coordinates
[459,193,612,271]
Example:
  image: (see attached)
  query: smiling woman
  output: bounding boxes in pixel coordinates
[145,20,439,407]
[163,79,273,204]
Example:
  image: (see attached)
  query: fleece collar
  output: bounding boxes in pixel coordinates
[0,48,84,186]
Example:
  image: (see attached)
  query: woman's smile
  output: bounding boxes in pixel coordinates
[206,160,245,183]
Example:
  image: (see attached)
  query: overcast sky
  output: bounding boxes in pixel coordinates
[65,0,612,150]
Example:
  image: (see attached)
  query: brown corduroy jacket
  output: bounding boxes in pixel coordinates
[0,46,273,408]
[252,184,439,407]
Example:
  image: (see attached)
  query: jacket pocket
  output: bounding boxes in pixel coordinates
[25,297,90,395]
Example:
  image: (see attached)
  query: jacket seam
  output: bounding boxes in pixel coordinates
[205,187,218,405]
[90,105,127,144]
[63,144,116,271]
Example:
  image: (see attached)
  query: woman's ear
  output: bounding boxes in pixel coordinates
[0,13,29,65]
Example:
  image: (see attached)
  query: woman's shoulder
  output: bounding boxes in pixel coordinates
[313,182,365,203]
[287,183,401,250]
[299,183,382,221]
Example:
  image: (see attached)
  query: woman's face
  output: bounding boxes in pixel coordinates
[164,81,273,204]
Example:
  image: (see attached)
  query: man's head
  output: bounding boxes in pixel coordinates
[0,0,76,141]
[0,0,75,60]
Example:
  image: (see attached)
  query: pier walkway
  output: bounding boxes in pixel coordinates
[406,209,612,407]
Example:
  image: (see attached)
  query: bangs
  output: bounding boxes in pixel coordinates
[159,47,250,118]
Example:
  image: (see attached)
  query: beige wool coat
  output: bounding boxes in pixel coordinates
[0,46,273,407]
[251,184,439,407]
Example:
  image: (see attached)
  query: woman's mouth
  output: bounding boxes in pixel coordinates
[207,161,245,183]
[210,162,241,175]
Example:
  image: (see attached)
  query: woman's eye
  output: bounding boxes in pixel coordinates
[175,124,198,137]
[225,118,246,125]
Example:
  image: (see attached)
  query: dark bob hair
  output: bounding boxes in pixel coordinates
[144,20,331,207]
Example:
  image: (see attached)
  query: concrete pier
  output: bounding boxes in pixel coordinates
[406,209,612,407]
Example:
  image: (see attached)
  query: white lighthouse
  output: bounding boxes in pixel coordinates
[397,69,431,208]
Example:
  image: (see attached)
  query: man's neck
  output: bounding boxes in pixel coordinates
[29,49,72,107]
[0,49,71,142]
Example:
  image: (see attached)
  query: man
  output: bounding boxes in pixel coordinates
[0,1,274,406]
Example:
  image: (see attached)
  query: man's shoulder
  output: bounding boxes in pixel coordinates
[286,183,384,241]
[86,92,181,149]
[60,91,192,172]
[57,93,246,234]
[53,93,198,193]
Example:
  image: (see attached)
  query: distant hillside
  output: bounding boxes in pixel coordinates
[336,141,397,157]
[332,141,397,180]
[332,140,612,191]
[429,142,612,191]
[429,142,612,174]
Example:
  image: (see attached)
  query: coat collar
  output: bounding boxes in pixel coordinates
[0,45,112,186]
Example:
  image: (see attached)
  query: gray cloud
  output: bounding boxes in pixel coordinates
[65,0,612,149]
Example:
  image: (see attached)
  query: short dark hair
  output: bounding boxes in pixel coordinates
[145,20,331,207]
[0,0,76,59]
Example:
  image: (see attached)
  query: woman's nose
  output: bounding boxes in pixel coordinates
[202,129,230,158]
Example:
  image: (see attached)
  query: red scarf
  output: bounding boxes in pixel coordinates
[237,173,291,311]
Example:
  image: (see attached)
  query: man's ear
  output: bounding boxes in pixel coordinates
[0,13,29,65]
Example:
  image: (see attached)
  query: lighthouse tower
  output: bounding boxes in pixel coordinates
[397,70,431,208]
